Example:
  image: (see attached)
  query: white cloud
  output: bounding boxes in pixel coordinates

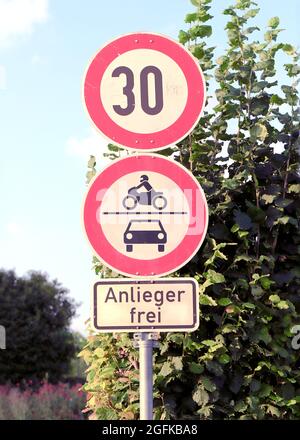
[66,129,112,164]
[0,0,49,48]
[0,65,7,90]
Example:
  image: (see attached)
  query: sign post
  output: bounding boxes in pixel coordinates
[92,278,199,420]
[133,333,158,420]
[82,32,208,420]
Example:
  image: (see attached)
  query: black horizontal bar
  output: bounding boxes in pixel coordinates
[102,211,188,215]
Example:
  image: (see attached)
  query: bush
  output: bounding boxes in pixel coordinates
[0,382,85,420]
[0,269,76,383]
[81,0,300,420]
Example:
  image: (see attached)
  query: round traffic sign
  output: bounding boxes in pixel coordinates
[83,154,208,277]
[83,33,206,151]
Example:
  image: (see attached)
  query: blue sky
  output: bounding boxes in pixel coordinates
[0,0,299,333]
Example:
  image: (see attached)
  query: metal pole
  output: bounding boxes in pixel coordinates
[134,332,159,421]
[139,333,153,420]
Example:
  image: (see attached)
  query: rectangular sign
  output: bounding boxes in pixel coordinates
[92,278,199,333]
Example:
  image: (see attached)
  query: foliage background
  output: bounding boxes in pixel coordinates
[0,382,85,420]
[0,269,77,384]
[80,0,300,420]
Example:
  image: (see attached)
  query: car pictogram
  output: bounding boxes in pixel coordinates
[124,219,167,252]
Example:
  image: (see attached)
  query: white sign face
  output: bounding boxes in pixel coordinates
[99,171,190,260]
[83,154,209,278]
[100,49,188,134]
[83,32,206,151]
[92,278,199,333]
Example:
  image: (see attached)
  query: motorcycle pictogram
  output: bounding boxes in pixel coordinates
[122,175,167,210]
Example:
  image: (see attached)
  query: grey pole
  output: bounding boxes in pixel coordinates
[139,333,153,420]
[134,332,159,421]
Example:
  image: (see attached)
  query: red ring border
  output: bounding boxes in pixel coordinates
[83,33,206,151]
[83,155,208,277]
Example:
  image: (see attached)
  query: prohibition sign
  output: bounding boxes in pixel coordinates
[83,154,208,277]
[83,33,206,151]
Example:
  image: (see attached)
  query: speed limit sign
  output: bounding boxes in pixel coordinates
[83,33,206,151]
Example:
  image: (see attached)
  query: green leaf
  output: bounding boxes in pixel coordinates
[190,25,212,39]
[99,365,116,379]
[159,362,173,377]
[243,302,256,309]
[192,386,209,406]
[234,255,252,263]
[250,123,268,142]
[86,169,96,184]
[199,294,217,306]
[250,95,270,116]
[260,276,274,290]
[269,294,280,304]
[273,215,287,226]
[283,43,295,55]
[202,376,216,392]
[202,339,217,347]
[218,353,231,364]
[172,356,183,371]
[234,400,248,412]
[276,300,289,310]
[231,224,240,233]
[223,8,236,16]
[259,384,273,398]
[185,13,198,23]
[256,327,272,344]
[252,80,274,93]
[189,362,204,374]
[199,279,213,294]
[215,249,228,261]
[225,305,241,314]
[96,407,118,420]
[262,194,276,204]
[243,8,260,19]
[168,334,184,344]
[234,210,252,230]
[223,178,240,190]
[275,198,293,208]
[265,405,281,418]
[178,30,190,45]
[218,298,232,306]
[206,360,223,376]
[221,324,238,334]
[270,94,284,105]
[288,184,300,194]
[206,269,225,284]
[209,342,224,353]
[251,285,264,298]
[87,155,96,168]
[268,17,280,29]
[190,0,201,6]
[94,347,105,359]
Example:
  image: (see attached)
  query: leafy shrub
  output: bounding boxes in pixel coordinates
[0,269,76,383]
[81,0,300,420]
